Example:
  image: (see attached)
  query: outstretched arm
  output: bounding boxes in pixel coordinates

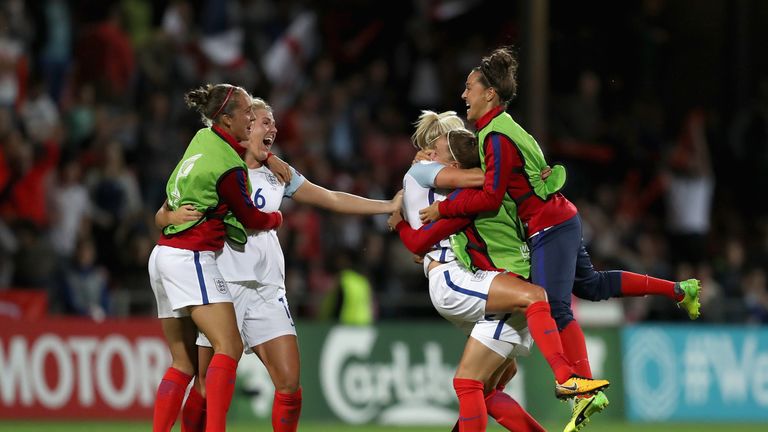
[292,180,403,215]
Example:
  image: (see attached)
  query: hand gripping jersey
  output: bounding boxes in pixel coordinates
[215,165,305,286]
[402,161,454,264]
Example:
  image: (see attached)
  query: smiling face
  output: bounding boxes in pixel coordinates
[462,70,495,123]
[221,91,256,142]
[246,108,277,161]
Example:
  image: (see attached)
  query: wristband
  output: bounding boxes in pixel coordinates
[262,152,274,164]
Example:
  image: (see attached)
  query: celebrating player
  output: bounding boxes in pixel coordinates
[148,84,284,432]
[418,47,702,432]
[390,110,608,432]
[157,97,402,432]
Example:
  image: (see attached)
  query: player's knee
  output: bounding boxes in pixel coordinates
[518,284,547,308]
[214,338,244,361]
[274,378,300,394]
[528,284,547,303]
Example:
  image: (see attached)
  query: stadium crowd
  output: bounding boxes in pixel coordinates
[0,0,766,324]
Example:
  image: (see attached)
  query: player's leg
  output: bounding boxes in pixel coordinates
[148,246,196,432]
[153,317,197,432]
[242,285,302,432]
[528,216,607,396]
[253,335,302,432]
[488,358,516,392]
[453,337,505,432]
[485,273,608,396]
[189,303,242,432]
[183,277,250,432]
[572,239,700,319]
[181,346,212,432]
[528,219,610,430]
[472,320,544,432]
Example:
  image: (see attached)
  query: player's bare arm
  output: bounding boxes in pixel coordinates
[434,167,485,188]
[292,181,403,214]
[154,200,203,228]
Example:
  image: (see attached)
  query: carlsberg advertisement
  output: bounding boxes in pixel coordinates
[228,323,622,425]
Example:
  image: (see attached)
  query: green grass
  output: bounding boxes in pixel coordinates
[2,421,767,432]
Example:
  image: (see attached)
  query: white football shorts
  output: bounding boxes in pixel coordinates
[428,259,533,358]
[197,281,297,350]
[148,245,233,318]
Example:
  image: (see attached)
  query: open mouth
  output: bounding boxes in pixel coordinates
[263,137,274,147]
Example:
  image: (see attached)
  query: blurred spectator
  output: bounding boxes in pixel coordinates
[743,268,768,324]
[48,155,92,259]
[58,236,110,321]
[35,0,72,104]
[663,107,714,266]
[0,128,60,227]
[72,4,135,102]
[318,250,374,325]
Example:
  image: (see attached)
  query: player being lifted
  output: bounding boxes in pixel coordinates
[389,110,608,432]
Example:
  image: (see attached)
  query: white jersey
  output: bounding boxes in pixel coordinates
[402,161,454,263]
[216,165,305,286]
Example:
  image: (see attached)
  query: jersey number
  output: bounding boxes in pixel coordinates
[254,188,266,209]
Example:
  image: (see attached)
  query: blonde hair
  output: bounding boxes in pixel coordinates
[251,96,272,113]
[411,110,465,150]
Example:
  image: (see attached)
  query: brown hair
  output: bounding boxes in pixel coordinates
[446,129,480,169]
[475,47,518,106]
[184,84,246,126]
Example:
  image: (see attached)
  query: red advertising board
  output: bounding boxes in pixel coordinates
[0,318,169,419]
[0,290,48,320]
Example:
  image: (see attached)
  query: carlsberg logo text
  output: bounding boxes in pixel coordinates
[320,327,458,425]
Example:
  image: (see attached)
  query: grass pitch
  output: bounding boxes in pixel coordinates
[2,421,767,431]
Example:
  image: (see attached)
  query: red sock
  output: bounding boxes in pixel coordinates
[485,389,545,432]
[453,378,488,432]
[153,367,192,432]
[621,272,681,301]
[525,301,574,383]
[205,354,238,432]
[272,388,302,432]
[560,320,592,378]
[182,386,206,432]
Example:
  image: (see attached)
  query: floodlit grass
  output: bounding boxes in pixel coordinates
[2,421,768,432]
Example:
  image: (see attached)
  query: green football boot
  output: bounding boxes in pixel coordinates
[676,279,701,320]
[563,391,610,432]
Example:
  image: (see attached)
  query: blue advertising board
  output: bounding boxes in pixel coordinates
[623,325,768,422]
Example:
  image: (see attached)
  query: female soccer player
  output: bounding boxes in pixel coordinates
[419,47,702,432]
[148,84,283,432]
[158,97,402,432]
[390,111,607,432]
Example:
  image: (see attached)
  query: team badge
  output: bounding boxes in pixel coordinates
[265,173,280,187]
[471,270,488,282]
[214,278,229,294]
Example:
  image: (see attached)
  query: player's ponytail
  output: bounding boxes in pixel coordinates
[184,84,243,126]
